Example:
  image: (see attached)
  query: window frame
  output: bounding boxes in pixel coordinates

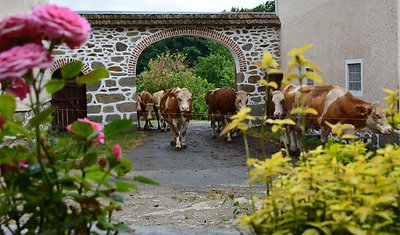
[345,59,363,97]
[304,67,315,85]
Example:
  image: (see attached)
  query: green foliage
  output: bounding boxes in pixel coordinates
[194,41,235,88]
[137,36,211,74]
[137,53,215,120]
[227,0,275,12]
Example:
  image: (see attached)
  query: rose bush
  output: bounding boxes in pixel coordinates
[0,4,154,234]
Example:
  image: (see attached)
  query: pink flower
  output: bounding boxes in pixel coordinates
[31,4,91,49]
[4,78,30,100]
[0,13,43,51]
[67,118,105,144]
[0,43,52,80]
[18,160,28,170]
[0,159,28,176]
[112,144,122,162]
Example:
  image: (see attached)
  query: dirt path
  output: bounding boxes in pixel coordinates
[113,121,281,232]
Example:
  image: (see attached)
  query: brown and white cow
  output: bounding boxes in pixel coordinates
[271,84,391,150]
[160,87,193,150]
[137,90,154,130]
[152,90,168,131]
[206,87,249,141]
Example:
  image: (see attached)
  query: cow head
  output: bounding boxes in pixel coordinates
[235,91,249,112]
[271,90,285,117]
[356,105,391,135]
[145,102,154,120]
[170,87,192,113]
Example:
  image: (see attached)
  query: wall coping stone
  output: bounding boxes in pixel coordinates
[80,12,281,27]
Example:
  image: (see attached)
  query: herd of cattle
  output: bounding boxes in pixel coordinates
[136,87,249,150]
[137,84,392,151]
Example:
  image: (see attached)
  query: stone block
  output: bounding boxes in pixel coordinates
[95,94,125,104]
[116,102,135,112]
[106,114,121,122]
[87,105,101,114]
[118,77,135,87]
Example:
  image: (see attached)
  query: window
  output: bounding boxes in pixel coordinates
[346,59,363,96]
[304,67,315,85]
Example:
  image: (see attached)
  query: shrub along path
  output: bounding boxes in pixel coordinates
[113,121,281,234]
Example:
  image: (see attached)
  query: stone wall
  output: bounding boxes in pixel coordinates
[51,13,281,125]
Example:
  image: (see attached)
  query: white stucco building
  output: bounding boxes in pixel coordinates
[0,0,47,18]
[276,0,399,106]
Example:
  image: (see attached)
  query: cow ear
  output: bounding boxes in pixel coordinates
[355,105,372,115]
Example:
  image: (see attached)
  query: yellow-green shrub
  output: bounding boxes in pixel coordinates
[230,46,400,235]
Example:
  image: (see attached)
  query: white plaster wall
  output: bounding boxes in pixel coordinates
[0,0,48,18]
[277,0,399,105]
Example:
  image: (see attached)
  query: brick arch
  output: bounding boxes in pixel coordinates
[51,58,91,75]
[128,27,247,77]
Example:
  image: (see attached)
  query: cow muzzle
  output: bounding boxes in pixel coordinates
[273,110,282,117]
[381,125,392,135]
[180,106,190,112]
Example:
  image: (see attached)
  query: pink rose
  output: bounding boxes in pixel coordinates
[112,144,122,162]
[4,78,30,100]
[18,160,28,170]
[0,13,43,51]
[0,43,52,80]
[31,4,91,49]
[67,118,105,144]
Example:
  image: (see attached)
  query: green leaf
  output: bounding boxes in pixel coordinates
[113,158,132,176]
[133,175,160,186]
[76,67,109,85]
[61,61,83,79]
[70,122,94,139]
[82,152,98,167]
[59,177,78,191]
[302,228,320,235]
[28,106,55,127]
[0,94,16,120]
[104,119,132,137]
[96,215,115,230]
[46,79,65,94]
[115,180,138,192]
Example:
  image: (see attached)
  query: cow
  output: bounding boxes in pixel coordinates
[271,84,391,150]
[137,90,154,130]
[205,88,223,133]
[159,87,193,150]
[152,90,168,131]
[206,88,249,141]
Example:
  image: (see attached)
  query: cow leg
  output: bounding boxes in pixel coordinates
[154,107,161,130]
[211,113,217,139]
[289,127,297,152]
[223,116,232,142]
[170,119,181,149]
[320,126,330,145]
[137,112,142,130]
[181,118,189,148]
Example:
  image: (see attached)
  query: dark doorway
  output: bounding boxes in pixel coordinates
[51,69,87,131]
